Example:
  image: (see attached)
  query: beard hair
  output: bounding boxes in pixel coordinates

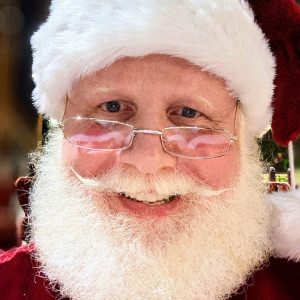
[28,125,272,300]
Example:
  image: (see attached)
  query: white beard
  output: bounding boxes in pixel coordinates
[29,128,272,300]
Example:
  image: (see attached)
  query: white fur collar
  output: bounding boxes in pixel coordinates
[269,189,300,262]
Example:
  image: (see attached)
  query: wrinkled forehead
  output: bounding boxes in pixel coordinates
[67,54,236,116]
[72,55,229,91]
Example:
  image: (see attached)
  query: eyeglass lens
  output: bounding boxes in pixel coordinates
[64,118,232,158]
[64,119,133,150]
[162,127,231,158]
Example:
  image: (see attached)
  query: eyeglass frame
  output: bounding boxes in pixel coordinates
[59,101,239,160]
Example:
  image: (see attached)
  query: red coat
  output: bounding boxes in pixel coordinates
[1,244,299,300]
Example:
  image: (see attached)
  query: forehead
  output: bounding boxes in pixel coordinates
[68,54,235,115]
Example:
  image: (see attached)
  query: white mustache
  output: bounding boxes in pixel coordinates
[71,167,232,198]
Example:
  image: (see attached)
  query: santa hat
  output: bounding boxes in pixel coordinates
[31,1,300,260]
[31,0,276,138]
[249,0,300,146]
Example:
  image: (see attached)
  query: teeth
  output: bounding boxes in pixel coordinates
[121,192,177,205]
[124,192,170,202]
[146,194,157,202]
[136,193,146,201]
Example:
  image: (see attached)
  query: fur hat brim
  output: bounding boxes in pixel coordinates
[269,189,300,262]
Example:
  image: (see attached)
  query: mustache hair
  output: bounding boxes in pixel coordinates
[71,166,233,198]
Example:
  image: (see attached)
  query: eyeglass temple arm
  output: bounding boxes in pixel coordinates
[231,100,240,143]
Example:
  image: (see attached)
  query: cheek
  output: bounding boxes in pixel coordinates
[62,142,122,177]
[176,144,240,189]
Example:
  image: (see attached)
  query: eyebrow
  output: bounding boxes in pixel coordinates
[192,95,213,109]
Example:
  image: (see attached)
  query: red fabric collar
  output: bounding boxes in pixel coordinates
[1,245,300,299]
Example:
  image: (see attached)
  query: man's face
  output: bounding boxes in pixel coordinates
[63,54,240,217]
[29,55,271,300]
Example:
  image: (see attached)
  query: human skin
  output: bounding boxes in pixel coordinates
[62,54,240,216]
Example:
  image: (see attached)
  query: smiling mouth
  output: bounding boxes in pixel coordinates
[118,192,178,206]
[70,168,180,206]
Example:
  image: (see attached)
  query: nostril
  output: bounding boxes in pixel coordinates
[119,139,176,174]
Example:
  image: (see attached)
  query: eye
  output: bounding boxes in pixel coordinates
[180,106,201,118]
[96,100,136,122]
[101,101,121,112]
[167,105,210,126]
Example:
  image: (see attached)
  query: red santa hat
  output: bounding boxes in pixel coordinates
[31,0,276,138]
[31,0,300,144]
[249,0,300,146]
[31,0,300,261]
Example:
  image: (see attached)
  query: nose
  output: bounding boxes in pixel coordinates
[120,131,176,174]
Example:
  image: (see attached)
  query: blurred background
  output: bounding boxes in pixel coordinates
[0,0,300,251]
[1,0,49,250]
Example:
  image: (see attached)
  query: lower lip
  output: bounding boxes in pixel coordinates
[110,194,181,218]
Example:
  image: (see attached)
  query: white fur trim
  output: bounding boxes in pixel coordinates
[269,189,300,262]
[31,0,275,136]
